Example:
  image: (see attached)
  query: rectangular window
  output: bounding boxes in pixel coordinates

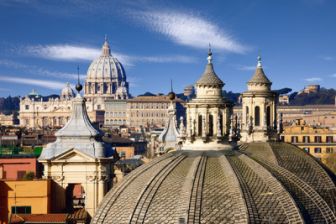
[25,105,29,110]
[291,136,298,143]
[11,206,31,214]
[314,136,322,143]
[303,147,310,153]
[326,147,334,153]
[326,136,334,143]
[314,148,322,153]
[303,136,310,143]
[17,171,26,180]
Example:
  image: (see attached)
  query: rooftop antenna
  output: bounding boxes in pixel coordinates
[170,79,173,92]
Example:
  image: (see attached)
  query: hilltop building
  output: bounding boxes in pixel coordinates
[92,52,336,224]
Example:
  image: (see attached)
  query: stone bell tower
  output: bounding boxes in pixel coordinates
[183,47,233,150]
[240,56,277,142]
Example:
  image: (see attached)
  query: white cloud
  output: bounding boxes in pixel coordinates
[130,10,248,53]
[0,59,86,80]
[22,44,196,65]
[0,76,65,90]
[24,44,101,61]
[236,65,256,71]
[331,73,336,77]
[305,77,322,82]
[320,56,335,61]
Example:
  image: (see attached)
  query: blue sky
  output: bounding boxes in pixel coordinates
[0,0,335,97]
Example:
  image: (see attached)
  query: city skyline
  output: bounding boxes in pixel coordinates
[0,0,336,97]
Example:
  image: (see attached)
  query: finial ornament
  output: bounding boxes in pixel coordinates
[75,65,83,93]
[105,34,108,42]
[207,43,213,64]
[257,55,262,68]
[168,79,176,101]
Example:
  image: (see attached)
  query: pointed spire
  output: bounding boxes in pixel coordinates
[75,65,83,94]
[102,35,111,56]
[168,79,176,101]
[257,55,262,68]
[207,43,213,64]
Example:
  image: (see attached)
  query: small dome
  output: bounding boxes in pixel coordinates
[86,39,126,82]
[196,51,224,87]
[61,83,75,99]
[92,142,336,223]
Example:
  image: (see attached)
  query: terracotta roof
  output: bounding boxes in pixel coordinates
[10,214,67,223]
[196,63,224,86]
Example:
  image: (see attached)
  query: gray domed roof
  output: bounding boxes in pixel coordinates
[196,50,224,87]
[86,39,126,82]
[248,56,272,85]
[92,142,336,223]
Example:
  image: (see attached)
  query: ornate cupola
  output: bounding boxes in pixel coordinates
[240,55,277,143]
[195,47,224,99]
[183,47,233,149]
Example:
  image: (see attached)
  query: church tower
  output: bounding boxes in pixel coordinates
[240,56,277,142]
[183,48,233,149]
[38,81,116,217]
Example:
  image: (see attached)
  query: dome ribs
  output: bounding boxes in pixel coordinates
[92,153,175,223]
[227,155,293,223]
[200,152,248,224]
[269,142,336,212]
[175,154,203,224]
[144,154,201,223]
[129,153,186,223]
[187,154,207,224]
[241,143,336,223]
[238,154,303,223]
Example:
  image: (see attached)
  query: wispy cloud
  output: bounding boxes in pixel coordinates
[130,10,248,53]
[320,56,335,61]
[0,76,65,90]
[235,65,256,71]
[21,44,196,65]
[305,77,322,82]
[24,44,101,61]
[330,73,336,77]
[0,59,85,80]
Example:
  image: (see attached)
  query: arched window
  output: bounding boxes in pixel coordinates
[245,106,249,123]
[255,106,260,126]
[209,114,214,136]
[198,115,202,136]
[266,106,271,127]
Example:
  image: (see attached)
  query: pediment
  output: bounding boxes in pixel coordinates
[52,148,95,162]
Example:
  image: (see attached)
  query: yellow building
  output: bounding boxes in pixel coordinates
[282,119,336,172]
[0,180,51,224]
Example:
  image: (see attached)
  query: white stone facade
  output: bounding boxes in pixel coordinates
[240,56,277,142]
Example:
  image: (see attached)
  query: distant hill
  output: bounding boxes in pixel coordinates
[289,88,336,105]
[0,96,20,115]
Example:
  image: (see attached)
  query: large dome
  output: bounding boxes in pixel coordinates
[86,39,126,82]
[92,142,336,223]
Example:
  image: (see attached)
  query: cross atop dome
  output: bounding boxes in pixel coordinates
[102,35,111,56]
